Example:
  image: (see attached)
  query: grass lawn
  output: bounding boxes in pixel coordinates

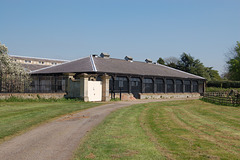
[0,100,100,142]
[74,100,240,160]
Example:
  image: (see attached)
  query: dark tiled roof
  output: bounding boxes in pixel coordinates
[31,57,93,74]
[93,57,204,79]
[31,56,205,80]
[21,64,49,72]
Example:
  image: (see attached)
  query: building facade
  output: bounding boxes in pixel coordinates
[31,53,206,101]
[10,55,67,72]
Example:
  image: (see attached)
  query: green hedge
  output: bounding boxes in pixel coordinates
[207,81,240,88]
[205,87,240,92]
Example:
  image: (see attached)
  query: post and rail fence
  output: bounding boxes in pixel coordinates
[203,91,240,106]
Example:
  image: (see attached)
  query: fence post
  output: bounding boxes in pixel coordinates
[237,94,240,106]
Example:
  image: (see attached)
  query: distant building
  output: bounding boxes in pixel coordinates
[10,55,68,72]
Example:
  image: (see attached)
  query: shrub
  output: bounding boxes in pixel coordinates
[110,98,121,101]
[205,87,240,92]
[207,81,240,88]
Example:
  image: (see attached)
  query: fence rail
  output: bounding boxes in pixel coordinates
[203,92,240,106]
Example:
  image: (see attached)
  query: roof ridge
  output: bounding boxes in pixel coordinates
[30,56,89,74]
[90,55,97,72]
[98,57,154,64]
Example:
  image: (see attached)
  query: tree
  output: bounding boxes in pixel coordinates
[157,52,222,81]
[226,41,240,81]
[178,53,222,81]
[0,42,30,92]
[205,67,222,81]
[164,56,179,69]
[177,53,204,76]
[177,52,195,73]
[0,43,8,54]
[157,57,165,65]
[164,56,178,65]
[190,59,205,77]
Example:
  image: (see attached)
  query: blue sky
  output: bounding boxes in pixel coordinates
[1,0,240,74]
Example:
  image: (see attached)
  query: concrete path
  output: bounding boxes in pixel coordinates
[0,98,198,160]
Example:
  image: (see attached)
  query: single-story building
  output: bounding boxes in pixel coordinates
[31,53,206,101]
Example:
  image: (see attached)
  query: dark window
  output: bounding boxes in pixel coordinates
[156,78,164,93]
[130,77,142,98]
[114,77,128,92]
[109,76,113,92]
[167,79,174,93]
[57,80,62,91]
[193,81,198,92]
[0,75,67,93]
[40,77,51,92]
[130,78,141,91]
[96,76,102,81]
[176,79,183,93]
[143,78,153,93]
[184,80,191,92]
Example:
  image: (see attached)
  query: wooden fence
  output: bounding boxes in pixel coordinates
[203,92,240,106]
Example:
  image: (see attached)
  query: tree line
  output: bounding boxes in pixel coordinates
[157,53,221,81]
[157,41,240,82]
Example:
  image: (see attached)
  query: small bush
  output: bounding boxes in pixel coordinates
[37,94,41,99]
[110,98,121,101]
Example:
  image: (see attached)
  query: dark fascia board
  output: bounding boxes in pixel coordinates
[31,72,206,82]
[87,72,206,81]
[30,73,66,76]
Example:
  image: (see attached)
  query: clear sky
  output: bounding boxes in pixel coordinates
[1,0,240,74]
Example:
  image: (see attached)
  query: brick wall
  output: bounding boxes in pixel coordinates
[112,93,136,101]
[139,93,200,99]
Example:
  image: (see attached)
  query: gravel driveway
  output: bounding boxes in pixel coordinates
[0,98,198,160]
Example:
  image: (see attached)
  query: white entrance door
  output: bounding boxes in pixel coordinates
[88,81,102,101]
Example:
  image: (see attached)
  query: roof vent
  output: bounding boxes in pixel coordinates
[125,56,133,61]
[145,59,152,63]
[100,53,110,58]
[92,54,98,57]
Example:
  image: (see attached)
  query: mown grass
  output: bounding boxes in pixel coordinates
[0,101,100,142]
[74,100,240,160]
[74,102,163,160]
